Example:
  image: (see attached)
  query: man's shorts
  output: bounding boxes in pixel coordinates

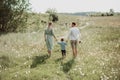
[70,40,77,48]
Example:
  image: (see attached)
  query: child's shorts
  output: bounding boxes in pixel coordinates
[61,50,66,56]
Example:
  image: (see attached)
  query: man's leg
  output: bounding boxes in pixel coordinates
[71,40,75,57]
[75,48,77,57]
[74,41,78,57]
[71,47,76,57]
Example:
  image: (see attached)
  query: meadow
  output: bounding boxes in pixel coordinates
[0,14,120,80]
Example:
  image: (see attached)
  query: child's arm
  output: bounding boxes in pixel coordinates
[78,29,82,43]
[66,29,71,42]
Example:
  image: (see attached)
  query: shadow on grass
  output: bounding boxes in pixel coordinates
[55,57,63,63]
[62,58,75,73]
[0,55,10,68]
[0,32,8,36]
[31,54,49,68]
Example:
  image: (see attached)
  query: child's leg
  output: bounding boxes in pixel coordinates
[63,50,66,58]
[64,50,66,57]
[61,50,64,58]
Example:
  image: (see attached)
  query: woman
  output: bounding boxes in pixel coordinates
[44,22,57,57]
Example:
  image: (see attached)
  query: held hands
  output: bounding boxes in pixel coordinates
[54,36,58,41]
[45,38,46,41]
[55,38,58,41]
[56,39,58,41]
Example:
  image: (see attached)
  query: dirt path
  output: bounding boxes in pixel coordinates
[61,22,91,39]
[79,22,90,29]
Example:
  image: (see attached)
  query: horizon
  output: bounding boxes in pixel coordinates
[29,0,120,13]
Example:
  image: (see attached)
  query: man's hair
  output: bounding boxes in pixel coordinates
[48,22,52,26]
[72,22,76,26]
[61,38,64,41]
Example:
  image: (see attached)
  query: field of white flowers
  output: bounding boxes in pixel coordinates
[0,16,120,80]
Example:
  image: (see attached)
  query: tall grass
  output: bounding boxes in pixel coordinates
[0,16,120,80]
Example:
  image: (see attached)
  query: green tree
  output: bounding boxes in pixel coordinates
[46,8,58,22]
[109,9,114,16]
[0,0,30,32]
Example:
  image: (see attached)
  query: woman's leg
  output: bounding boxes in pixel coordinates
[48,37,53,56]
[48,50,51,57]
[46,37,53,57]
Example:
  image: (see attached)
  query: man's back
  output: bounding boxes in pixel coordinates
[68,27,80,40]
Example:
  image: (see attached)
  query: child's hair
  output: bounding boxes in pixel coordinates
[61,38,64,41]
[72,22,76,26]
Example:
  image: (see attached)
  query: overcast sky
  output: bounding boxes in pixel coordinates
[29,0,120,13]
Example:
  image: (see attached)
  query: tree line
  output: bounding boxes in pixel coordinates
[90,9,115,17]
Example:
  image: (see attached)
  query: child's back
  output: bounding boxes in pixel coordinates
[58,41,67,50]
[57,38,67,58]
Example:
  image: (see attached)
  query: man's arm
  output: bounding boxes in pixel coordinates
[66,29,71,42]
[78,29,82,43]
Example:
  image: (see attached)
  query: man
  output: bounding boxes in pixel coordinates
[67,22,81,58]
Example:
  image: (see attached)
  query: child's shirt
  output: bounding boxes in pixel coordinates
[58,41,67,50]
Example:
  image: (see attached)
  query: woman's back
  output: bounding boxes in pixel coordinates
[45,28,54,36]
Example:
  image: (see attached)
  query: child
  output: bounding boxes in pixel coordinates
[58,38,67,58]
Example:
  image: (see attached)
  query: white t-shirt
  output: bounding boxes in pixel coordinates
[68,27,81,40]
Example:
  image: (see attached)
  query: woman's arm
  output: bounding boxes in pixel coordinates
[51,29,57,41]
[53,35,57,41]
[44,30,47,41]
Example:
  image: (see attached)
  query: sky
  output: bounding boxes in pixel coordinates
[29,0,120,13]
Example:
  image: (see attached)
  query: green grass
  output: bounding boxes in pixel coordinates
[0,16,120,80]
